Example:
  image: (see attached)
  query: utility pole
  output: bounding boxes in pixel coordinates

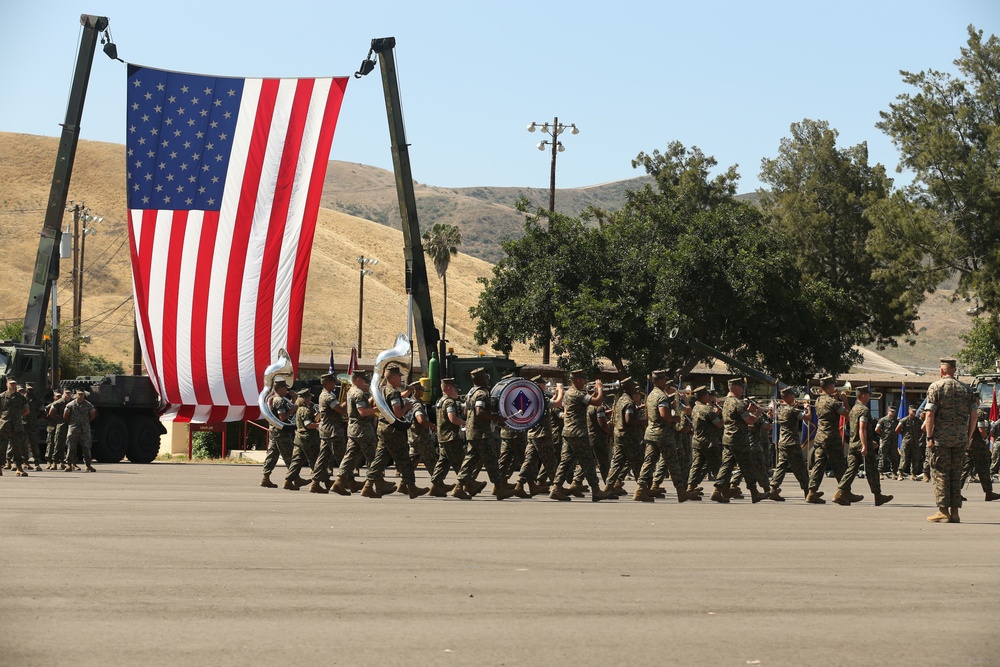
[356,255,378,358]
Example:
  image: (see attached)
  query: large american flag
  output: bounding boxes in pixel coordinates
[125,64,348,423]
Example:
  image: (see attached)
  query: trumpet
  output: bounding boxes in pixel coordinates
[587,380,622,392]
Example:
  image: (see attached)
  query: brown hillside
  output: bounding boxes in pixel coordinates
[0,132,539,372]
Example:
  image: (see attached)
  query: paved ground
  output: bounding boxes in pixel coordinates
[1,463,998,666]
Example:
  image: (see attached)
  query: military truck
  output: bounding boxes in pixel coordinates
[971,373,1000,410]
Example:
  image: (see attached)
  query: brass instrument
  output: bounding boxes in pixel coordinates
[370,333,416,426]
[258,348,295,428]
[587,380,621,392]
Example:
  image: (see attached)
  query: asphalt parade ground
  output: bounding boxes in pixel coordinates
[1,462,998,667]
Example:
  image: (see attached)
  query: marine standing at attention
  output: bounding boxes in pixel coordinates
[924,358,978,524]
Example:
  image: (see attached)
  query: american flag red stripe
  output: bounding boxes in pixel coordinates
[125,66,348,423]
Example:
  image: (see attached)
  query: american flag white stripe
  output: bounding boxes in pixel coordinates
[125,64,347,423]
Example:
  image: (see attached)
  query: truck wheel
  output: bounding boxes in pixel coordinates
[94,414,128,463]
[127,415,162,463]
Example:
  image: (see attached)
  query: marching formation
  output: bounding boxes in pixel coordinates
[258,357,998,522]
[0,381,97,476]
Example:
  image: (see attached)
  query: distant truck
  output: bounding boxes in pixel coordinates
[971,373,1000,411]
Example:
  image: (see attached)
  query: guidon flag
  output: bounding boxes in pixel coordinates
[125,64,348,422]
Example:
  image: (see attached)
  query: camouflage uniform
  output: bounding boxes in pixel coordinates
[555,386,601,491]
[875,413,899,475]
[313,387,345,485]
[22,391,43,466]
[713,394,761,493]
[770,403,809,492]
[46,395,69,466]
[735,413,771,488]
[607,393,643,486]
[518,396,557,486]
[408,397,438,472]
[368,382,416,485]
[458,384,504,485]
[431,395,466,484]
[897,414,923,477]
[651,391,681,487]
[64,397,96,467]
[287,402,320,483]
[0,389,28,469]
[338,385,377,482]
[584,402,611,483]
[925,375,976,510]
[687,400,722,489]
[497,420,527,482]
[838,398,883,496]
[807,393,848,491]
[262,392,295,475]
[962,413,996,495]
[638,387,685,491]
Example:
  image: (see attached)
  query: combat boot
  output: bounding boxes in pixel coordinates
[512,482,531,499]
[848,492,864,503]
[441,482,456,493]
[35,463,43,471]
[450,482,472,499]
[768,486,785,502]
[2,462,10,470]
[549,484,572,501]
[16,466,28,477]
[308,480,329,494]
[832,490,851,506]
[725,486,744,499]
[374,478,397,496]
[492,484,515,500]
[428,481,451,497]
[805,489,826,504]
[282,479,299,491]
[614,482,629,497]
[592,487,616,502]
[46,462,54,470]
[468,479,488,496]
[682,487,703,502]
[926,507,950,522]
[396,481,410,495]
[648,484,667,498]
[528,480,550,496]
[350,479,366,492]
[948,509,961,523]
[331,477,352,496]
[360,480,381,498]
[565,481,587,498]
[874,493,893,506]
[85,465,96,473]
[749,486,765,504]
[709,488,729,503]
[632,484,655,502]
[408,483,430,499]
[924,475,930,483]
[985,491,1000,502]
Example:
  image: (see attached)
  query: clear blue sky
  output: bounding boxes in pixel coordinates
[3,1,997,194]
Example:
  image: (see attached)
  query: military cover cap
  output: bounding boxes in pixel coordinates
[385,364,402,376]
[940,357,957,367]
[856,385,871,396]
[650,369,668,380]
[351,369,369,379]
[319,372,336,382]
[819,375,836,386]
[889,404,897,411]
[408,380,424,391]
[440,376,456,385]
[296,388,312,398]
[727,377,745,386]
[530,375,545,383]
[75,389,89,397]
[273,379,288,388]
[25,383,35,389]
[569,369,587,379]
[781,386,797,396]
[693,385,709,396]
[664,379,677,388]
[470,367,487,378]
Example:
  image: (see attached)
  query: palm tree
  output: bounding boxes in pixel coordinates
[421,223,461,340]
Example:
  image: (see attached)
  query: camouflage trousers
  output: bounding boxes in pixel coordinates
[807,441,847,491]
[899,441,924,477]
[6,431,31,466]
[652,436,686,485]
[66,427,92,466]
[770,443,809,491]
[732,443,768,488]
[878,440,899,474]
[591,435,611,483]
[517,436,557,486]
[839,443,882,495]
[286,437,319,482]
[338,432,376,481]
[992,442,1000,475]
[714,442,760,492]
[555,434,600,490]
[498,435,527,481]
[313,433,346,484]
[410,437,439,474]
[639,437,685,491]
[930,445,964,509]
[607,433,643,486]
[0,422,25,468]
[262,430,294,475]
[687,442,718,489]
[962,443,994,493]
[458,433,502,485]
[431,438,467,484]
[369,422,416,485]
[46,426,68,465]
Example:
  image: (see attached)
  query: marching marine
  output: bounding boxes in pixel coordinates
[332,370,379,495]
[805,376,848,503]
[833,386,893,507]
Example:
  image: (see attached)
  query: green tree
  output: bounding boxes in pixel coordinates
[421,223,461,340]
[758,119,938,350]
[958,315,1000,375]
[877,25,1000,310]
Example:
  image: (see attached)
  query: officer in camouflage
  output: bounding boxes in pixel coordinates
[513,376,560,498]
[768,387,812,501]
[586,395,612,484]
[429,377,467,498]
[833,386,893,507]
[497,371,529,484]
[260,380,294,488]
[332,370,379,496]
[924,358,978,524]
[961,409,1000,502]
[894,405,921,481]
[635,371,699,503]
[711,377,765,503]
[686,385,722,498]
[285,388,319,491]
[551,369,615,502]
[311,372,346,494]
[63,389,96,472]
[453,368,514,500]
[407,380,439,477]
[605,378,641,497]
[22,383,44,470]
[805,376,848,503]
[0,379,30,476]
[363,364,428,499]
[875,405,900,478]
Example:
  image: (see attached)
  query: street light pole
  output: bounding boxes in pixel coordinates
[526,117,579,365]
[356,255,378,357]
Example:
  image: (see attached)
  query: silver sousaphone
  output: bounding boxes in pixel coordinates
[371,333,415,426]
[258,348,295,428]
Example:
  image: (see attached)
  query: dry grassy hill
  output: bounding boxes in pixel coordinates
[0,132,536,372]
